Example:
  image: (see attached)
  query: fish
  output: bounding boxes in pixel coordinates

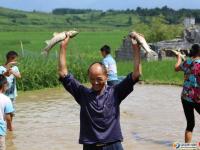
[170,49,186,61]
[129,31,157,56]
[42,30,79,55]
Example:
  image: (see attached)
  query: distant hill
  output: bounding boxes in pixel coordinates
[0,6,200,41]
[0,7,140,32]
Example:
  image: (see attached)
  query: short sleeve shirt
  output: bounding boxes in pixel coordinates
[180,59,200,103]
[102,54,118,81]
[0,93,14,136]
[59,73,138,144]
[0,66,20,99]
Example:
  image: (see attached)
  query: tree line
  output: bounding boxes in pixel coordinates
[52,8,101,15]
[52,6,200,24]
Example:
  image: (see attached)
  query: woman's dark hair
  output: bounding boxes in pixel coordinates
[6,51,18,60]
[0,75,7,89]
[100,45,111,54]
[189,44,200,57]
[87,62,107,75]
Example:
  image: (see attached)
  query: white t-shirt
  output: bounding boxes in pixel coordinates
[0,66,20,99]
[0,93,14,136]
[102,54,118,81]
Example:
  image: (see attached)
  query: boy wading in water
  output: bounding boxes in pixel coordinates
[0,51,21,126]
[58,33,141,150]
[0,75,14,150]
[175,44,200,143]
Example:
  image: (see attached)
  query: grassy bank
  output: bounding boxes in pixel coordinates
[1,56,184,91]
[11,58,185,91]
[118,60,184,86]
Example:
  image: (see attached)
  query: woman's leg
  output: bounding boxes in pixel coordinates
[185,131,193,143]
[182,100,195,143]
[194,103,200,114]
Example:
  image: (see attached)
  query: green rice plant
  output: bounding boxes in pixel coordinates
[0,31,185,91]
[14,53,98,91]
[16,56,58,91]
[1,54,185,91]
[117,60,184,85]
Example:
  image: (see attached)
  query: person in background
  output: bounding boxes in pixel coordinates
[174,43,200,143]
[0,51,21,126]
[0,75,14,150]
[100,45,118,86]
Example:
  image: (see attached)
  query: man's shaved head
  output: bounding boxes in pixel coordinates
[88,62,107,75]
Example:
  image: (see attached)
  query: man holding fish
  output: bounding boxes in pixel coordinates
[53,30,144,150]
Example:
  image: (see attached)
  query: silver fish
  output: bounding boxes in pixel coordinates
[42,30,78,55]
[170,49,186,61]
[129,31,157,56]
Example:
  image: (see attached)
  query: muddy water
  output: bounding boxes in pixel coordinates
[6,85,200,150]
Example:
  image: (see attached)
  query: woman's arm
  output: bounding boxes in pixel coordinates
[175,54,182,72]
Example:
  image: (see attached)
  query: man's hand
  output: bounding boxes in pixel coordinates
[58,36,70,77]
[129,32,142,80]
[60,36,70,50]
[129,31,144,38]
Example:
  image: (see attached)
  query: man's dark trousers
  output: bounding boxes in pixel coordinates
[83,141,124,150]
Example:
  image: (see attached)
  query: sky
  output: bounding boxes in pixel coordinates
[0,0,200,12]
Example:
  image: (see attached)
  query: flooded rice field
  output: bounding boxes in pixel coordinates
[6,84,200,150]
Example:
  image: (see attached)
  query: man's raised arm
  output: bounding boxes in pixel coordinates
[130,36,142,81]
[58,36,70,78]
